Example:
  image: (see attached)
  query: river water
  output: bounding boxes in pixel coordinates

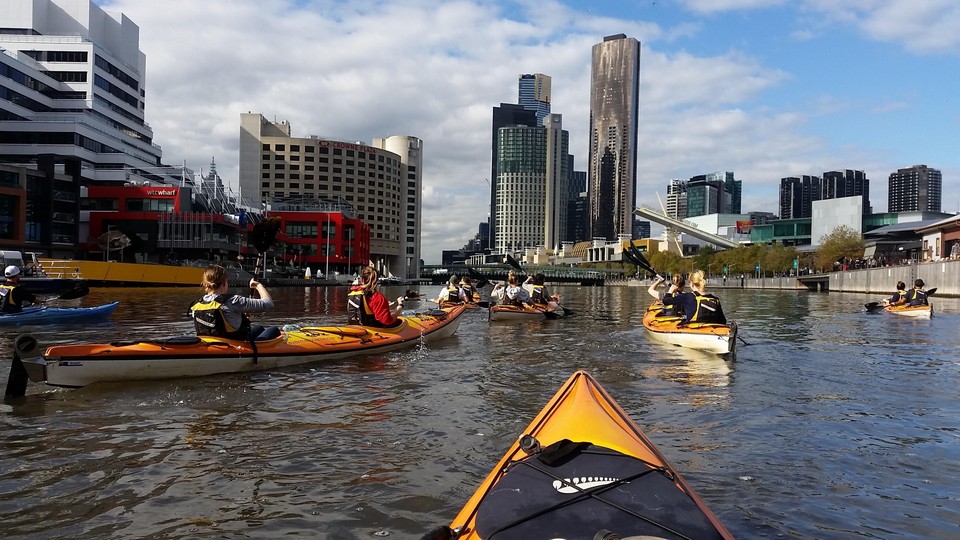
[1,285,958,539]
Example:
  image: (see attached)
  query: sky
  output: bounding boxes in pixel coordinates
[98,0,960,264]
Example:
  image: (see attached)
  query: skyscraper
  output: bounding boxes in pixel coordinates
[494,114,570,252]
[489,103,537,249]
[779,175,822,219]
[685,171,741,217]
[823,169,870,214]
[518,73,551,126]
[588,34,640,241]
[888,165,942,213]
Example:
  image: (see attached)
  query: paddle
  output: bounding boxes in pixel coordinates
[466,267,489,289]
[504,254,524,273]
[248,216,281,297]
[52,282,90,301]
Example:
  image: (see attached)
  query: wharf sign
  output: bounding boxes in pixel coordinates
[145,189,176,197]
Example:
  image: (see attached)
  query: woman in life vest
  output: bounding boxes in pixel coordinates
[905,278,929,306]
[492,270,530,307]
[459,276,479,305]
[524,272,560,311]
[1,265,39,313]
[437,274,467,306]
[190,265,279,340]
[656,273,686,317]
[648,269,726,324]
[347,266,405,327]
[880,281,907,306]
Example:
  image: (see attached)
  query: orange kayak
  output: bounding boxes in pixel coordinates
[10,305,466,392]
[431,370,733,539]
[642,302,737,355]
[883,303,933,318]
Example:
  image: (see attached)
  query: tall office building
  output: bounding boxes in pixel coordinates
[588,34,640,241]
[489,103,537,249]
[686,171,741,217]
[494,114,570,252]
[665,179,687,220]
[888,164,941,213]
[779,175,822,219]
[518,73,551,126]
[0,0,186,254]
[823,169,870,214]
[239,113,421,278]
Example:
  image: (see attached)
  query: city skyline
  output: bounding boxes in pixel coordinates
[93,0,960,263]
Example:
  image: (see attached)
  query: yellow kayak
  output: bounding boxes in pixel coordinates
[643,302,737,355]
[430,370,733,539]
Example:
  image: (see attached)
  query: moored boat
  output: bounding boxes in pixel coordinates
[642,302,736,355]
[426,370,733,539]
[0,302,118,326]
[883,303,933,318]
[7,304,466,393]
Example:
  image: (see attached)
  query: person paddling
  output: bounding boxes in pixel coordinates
[904,278,929,306]
[0,265,39,313]
[190,264,280,341]
[648,269,726,324]
[347,266,405,327]
[880,281,907,307]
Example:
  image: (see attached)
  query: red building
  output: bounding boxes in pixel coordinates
[82,185,370,275]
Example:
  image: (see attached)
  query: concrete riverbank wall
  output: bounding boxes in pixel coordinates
[723,260,959,297]
[613,259,960,297]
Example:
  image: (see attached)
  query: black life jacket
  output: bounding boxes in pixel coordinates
[660,291,683,317]
[347,288,394,327]
[690,292,726,324]
[443,284,464,304]
[906,288,927,306]
[190,293,251,339]
[529,284,551,305]
[0,284,21,313]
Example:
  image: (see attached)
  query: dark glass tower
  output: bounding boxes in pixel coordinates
[588,33,640,241]
[888,165,941,213]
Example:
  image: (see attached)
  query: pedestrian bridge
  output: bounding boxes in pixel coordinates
[420,265,611,286]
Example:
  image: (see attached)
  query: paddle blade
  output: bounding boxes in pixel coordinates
[57,283,90,300]
[864,302,884,313]
[504,254,523,271]
[927,287,937,297]
[250,216,282,252]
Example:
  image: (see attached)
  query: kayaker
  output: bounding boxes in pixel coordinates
[190,264,280,341]
[904,278,929,306]
[347,265,405,327]
[648,269,726,324]
[437,274,467,306]
[880,281,907,307]
[459,276,479,305]
[525,273,559,311]
[0,265,39,313]
[492,270,530,307]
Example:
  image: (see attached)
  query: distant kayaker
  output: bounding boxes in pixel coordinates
[904,278,929,306]
[525,273,560,311]
[648,269,726,324]
[190,264,280,341]
[459,276,479,305]
[437,274,467,306]
[0,265,39,313]
[492,270,530,307]
[347,265,405,327]
[880,281,907,307]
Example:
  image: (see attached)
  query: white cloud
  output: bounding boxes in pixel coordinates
[97,0,954,264]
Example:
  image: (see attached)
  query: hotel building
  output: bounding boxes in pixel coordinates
[238,113,421,278]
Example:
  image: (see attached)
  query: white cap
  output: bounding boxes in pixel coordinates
[4,265,20,278]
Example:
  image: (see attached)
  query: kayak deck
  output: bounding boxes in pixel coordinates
[443,370,733,539]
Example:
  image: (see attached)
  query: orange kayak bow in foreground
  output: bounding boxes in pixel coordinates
[426,370,733,540]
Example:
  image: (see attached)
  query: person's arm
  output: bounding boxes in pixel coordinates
[250,278,272,303]
[647,277,665,301]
